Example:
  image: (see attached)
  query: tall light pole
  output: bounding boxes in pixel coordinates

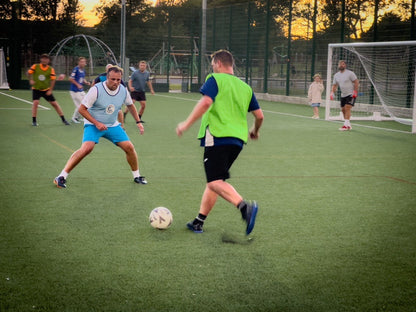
[200,0,207,83]
[120,0,127,79]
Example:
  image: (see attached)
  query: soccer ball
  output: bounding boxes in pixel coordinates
[149,207,173,230]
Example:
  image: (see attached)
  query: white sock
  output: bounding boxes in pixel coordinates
[346,120,351,126]
[59,170,69,179]
[132,170,140,178]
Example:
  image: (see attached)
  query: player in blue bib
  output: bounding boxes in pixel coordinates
[54,66,148,188]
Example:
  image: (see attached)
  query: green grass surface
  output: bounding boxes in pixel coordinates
[0,90,415,311]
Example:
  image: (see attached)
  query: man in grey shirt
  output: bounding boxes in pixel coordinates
[124,61,155,123]
[331,60,359,131]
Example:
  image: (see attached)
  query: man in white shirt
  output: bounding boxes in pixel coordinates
[54,66,147,188]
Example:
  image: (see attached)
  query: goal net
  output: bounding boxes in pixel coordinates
[0,48,9,89]
[325,41,416,133]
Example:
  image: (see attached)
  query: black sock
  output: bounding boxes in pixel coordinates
[194,213,206,224]
[60,115,66,122]
[238,201,247,219]
[32,117,36,123]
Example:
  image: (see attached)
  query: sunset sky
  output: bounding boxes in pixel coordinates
[79,0,157,27]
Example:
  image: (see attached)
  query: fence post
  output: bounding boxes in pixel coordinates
[245,1,251,84]
[286,0,293,96]
[263,0,270,93]
[167,10,171,88]
[311,0,317,81]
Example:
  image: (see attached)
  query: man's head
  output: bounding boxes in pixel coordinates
[139,61,147,72]
[78,57,87,68]
[210,50,234,73]
[106,66,123,91]
[105,64,114,72]
[40,54,50,65]
[338,60,347,72]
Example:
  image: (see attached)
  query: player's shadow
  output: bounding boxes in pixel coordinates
[221,232,254,245]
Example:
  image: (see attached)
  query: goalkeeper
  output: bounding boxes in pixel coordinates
[330,60,359,131]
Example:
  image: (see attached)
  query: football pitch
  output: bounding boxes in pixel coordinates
[0,90,415,311]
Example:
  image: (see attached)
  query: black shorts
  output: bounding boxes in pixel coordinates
[32,89,56,102]
[340,95,355,107]
[131,91,146,102]
[203,145,242,183]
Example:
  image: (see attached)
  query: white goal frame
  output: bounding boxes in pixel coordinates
[0,48,9,90]
[325,41,416,133]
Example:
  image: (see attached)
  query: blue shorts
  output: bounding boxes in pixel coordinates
[311,103,320,107]
[83,124,130,145]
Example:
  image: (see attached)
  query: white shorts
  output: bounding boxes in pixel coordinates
[70,91,86,108]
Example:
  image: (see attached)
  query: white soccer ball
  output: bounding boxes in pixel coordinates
[149,207,173,230]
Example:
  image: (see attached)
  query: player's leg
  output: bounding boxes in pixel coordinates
[187,145,258,234]
[138,100,146,118]
[64,141,96,172]
[32,99,40,126]
[70,91,83,123]
[54,141,96,188]
[110,125,147,184]
[339,97,351,131]
[31,89,41,126]
[46,92,69,125]
[206,179,242,207]
[117,140,147,184]
[54,125,101,188]
[117,140,138,171]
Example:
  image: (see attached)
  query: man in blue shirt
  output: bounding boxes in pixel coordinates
[69,57,90,123]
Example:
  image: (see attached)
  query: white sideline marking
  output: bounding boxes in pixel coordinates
[157,93,411,134]
[0,91,50,110]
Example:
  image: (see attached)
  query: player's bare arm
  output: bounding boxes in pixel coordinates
[78,104,107,131]
[176,95,213,136]
[249,109,264,140]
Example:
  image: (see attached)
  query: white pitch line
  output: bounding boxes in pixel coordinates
[0,91,50,110]
[157,93,411,134]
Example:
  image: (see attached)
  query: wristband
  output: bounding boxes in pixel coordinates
[136,121,143,124]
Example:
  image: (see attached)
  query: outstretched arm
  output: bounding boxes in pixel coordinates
[176,95,213,136]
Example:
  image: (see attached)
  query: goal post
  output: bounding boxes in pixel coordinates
[325,41,416,133]
[0,48,9,90]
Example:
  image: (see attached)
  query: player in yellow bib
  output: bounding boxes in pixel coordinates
[176,50,264,235]
[27,54,69,126]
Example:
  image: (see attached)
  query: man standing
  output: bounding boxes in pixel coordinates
[68,57,90,123]
[330,60,359,131]
[54,66,147,189]
[176,50,264,235]
[28,54,70,126]
[124,61,155,122]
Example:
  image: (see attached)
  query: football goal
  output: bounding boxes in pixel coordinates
[325,41,416,133]
[0,48,9,89]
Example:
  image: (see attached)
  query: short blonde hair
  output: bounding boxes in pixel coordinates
[313,73,321,79]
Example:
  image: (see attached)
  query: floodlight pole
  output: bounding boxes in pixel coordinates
[200,0,207,82]
[120,0,127,79]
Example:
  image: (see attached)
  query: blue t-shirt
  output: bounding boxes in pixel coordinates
[130,70,150,92]
[199,76,260,147]
[70,66,86,92]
